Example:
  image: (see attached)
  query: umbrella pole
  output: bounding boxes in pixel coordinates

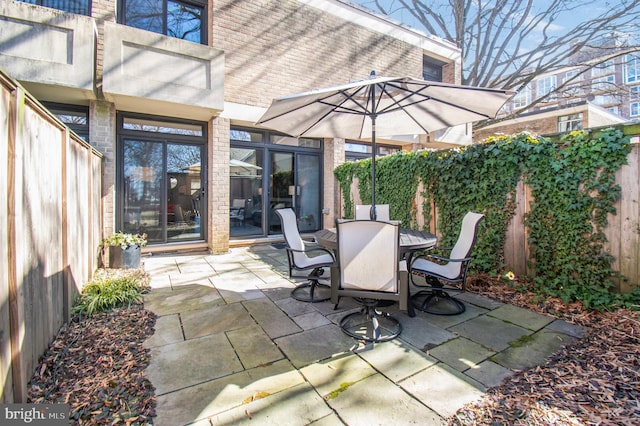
[371,114,376,220]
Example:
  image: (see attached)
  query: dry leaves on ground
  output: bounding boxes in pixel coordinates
[28,306,156,425]
[449,275,640,425]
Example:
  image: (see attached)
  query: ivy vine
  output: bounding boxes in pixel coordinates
[333,128,639,309]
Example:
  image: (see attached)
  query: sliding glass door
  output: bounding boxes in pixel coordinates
[118,114,206,245]
[268,151,321,234]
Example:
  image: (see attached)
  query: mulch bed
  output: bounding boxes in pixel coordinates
[27,306,157,425]
[26,273,638,425]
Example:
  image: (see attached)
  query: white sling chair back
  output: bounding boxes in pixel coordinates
[276,208,335,302]
[410,211,485,315]
[333,219,409,342]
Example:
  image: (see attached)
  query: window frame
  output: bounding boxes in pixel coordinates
[119,0,208,45]
[42,102,90,141]
[19,0,91,15]
[625,54,640,85]
[558,113,583,132]
[513,85,531,109]
[536,76,556,100]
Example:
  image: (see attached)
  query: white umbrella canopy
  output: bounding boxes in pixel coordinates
[256,72,516,215]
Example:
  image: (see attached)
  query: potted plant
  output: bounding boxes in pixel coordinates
[100,232,147,269]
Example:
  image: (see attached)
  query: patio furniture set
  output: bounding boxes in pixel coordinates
[275,207,485,343]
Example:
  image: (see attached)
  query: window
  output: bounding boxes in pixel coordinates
[591,60,615,77]
[345,141,400,162]
[513,85,531,109]
[625,54,640,84]
[536,76,556,100]
[631,102,640,117]
[565,69,582,82]
[592,75,616,92]
[120,0,206,44]
[423,56,444,82]
[593,94,618,106]
[606,106,619,115]
[19,0,90,15]
[43,103,89,141]
[558,113,583,132]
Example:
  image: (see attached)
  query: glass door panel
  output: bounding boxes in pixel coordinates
[230,148,263,237]
[122,139,163,242]
[166,143,203,241]
[296,154,321,232]
[267,152,321,234]
[269,152,294,233]
[122,139,204,243]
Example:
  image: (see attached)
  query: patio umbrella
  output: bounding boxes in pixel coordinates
[256,71,516,217]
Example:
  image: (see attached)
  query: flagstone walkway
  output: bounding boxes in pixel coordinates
[142,245,587,425]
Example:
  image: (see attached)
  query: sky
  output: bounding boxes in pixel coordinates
[352,0,636,45]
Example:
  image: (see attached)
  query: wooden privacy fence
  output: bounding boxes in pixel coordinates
[0,71,103,403]
[342,143,640,294]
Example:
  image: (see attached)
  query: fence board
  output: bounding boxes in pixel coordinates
[0,71,102,402]
[0,71,13,403]
[615,145,639,293]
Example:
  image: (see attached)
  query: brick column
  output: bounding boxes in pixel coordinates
[323,137,345,227]
[89,100,116,236]
[209,116,230,253]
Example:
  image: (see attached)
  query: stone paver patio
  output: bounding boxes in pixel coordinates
[142,244,587,426]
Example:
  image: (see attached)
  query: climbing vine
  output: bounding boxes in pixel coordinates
[333,128,639,309]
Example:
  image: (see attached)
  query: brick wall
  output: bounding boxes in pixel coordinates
[212,0,424,107]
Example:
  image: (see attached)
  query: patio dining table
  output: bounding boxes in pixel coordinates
[314,227,437,260]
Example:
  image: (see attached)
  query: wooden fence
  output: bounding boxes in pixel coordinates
[343,143,640,294]
[0,71,103,403]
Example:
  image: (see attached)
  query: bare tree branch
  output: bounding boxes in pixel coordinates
[360,0,640,119]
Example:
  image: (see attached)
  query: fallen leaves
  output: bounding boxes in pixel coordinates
[449,275,640,425]
[27,306,156,425]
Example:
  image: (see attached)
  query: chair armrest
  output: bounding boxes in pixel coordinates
[411,254,471,266]
[286,245,335,260]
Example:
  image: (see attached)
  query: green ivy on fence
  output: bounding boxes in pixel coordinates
[334,129,639,309]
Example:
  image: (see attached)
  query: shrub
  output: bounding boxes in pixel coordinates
[73,269,150,316]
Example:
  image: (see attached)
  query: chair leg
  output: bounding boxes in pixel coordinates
[410,276,466,315]
[291,267,331,303]
[339,299,402,342]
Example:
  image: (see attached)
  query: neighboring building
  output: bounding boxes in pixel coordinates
[0,0,461,253]
[479,37,639,141]
[508,37,640,121]
[475,101,625,141]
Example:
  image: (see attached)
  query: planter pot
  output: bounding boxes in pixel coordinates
[108,245,141,269]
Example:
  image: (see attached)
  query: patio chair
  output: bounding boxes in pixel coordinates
[355,204,390,221]
[333,219,410,342]
[276,208,335,302]
[229,207,245,226]
[409,212,485,315]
